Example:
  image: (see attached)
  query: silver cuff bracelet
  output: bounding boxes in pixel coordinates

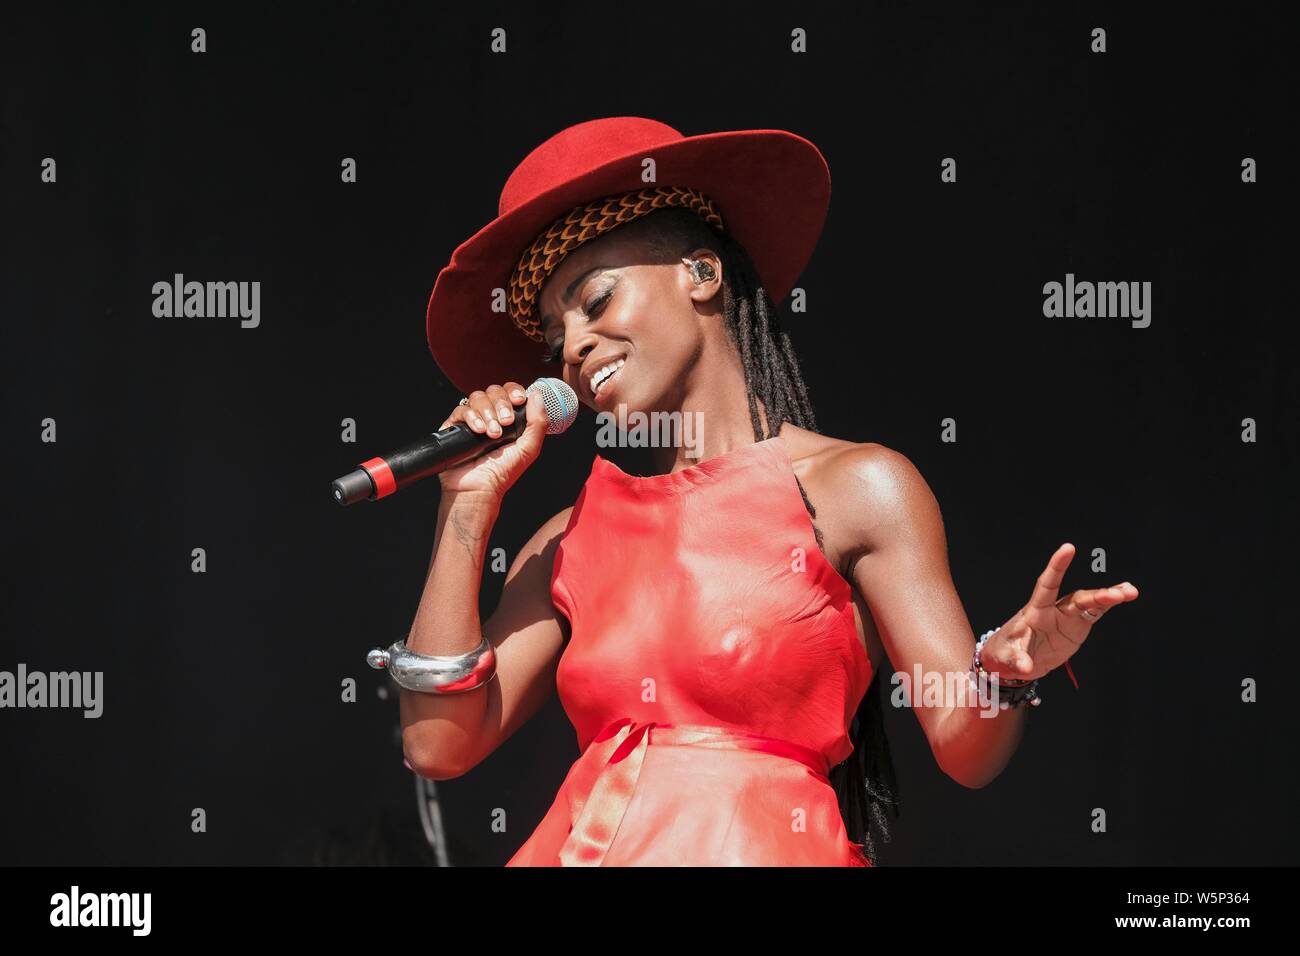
[366,634,497,694]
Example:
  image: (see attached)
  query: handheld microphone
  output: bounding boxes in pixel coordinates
[331,377,579,505]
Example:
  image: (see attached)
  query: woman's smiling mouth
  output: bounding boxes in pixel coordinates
[590,357,626,402]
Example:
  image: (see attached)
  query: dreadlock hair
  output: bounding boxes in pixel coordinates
[624,206,902,864]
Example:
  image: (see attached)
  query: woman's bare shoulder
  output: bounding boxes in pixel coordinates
[778,424,938,542]
[511,505,575,565]
[778,423,916,482]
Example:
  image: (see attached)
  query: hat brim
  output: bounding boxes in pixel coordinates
[425,128,830,399]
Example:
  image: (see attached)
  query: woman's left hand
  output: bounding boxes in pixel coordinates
[978,543,1139,682]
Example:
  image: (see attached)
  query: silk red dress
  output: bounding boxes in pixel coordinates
[505,435,874,866]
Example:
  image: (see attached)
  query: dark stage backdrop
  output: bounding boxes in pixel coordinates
[1,3,1293,866]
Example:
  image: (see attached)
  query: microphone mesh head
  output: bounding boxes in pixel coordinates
[527,377,580,435]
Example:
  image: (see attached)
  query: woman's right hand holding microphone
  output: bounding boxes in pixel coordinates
[435,382,551,501]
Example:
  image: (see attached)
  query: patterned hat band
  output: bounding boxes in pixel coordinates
[506,185,726,343]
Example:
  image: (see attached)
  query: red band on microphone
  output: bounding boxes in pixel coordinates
[360,457,396,498]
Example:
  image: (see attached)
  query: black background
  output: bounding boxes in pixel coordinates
[1,2,1293,866]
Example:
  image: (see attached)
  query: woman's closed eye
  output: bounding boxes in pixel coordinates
[539,289,613,363]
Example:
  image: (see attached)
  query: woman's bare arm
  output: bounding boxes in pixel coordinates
[399,494,572,780]
[840,444,1136,788]
[837,445,1027,789]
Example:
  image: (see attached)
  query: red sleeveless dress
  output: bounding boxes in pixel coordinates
[505,435,875,866]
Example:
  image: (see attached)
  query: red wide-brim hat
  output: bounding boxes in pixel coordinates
[425,116,831,397]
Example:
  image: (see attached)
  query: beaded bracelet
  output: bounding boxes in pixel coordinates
[970,627,1042,709]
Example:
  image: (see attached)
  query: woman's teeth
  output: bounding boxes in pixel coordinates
[592,358,625,397]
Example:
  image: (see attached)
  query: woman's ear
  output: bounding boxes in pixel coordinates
[680,250,723,306]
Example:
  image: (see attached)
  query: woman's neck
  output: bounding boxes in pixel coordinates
[648,350,774,474]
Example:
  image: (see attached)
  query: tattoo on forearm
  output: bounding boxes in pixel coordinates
[449,508,487,570]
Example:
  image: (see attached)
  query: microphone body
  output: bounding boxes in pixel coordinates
[331,377,578,505]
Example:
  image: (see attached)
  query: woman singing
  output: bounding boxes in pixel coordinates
[391,117,1139,866]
